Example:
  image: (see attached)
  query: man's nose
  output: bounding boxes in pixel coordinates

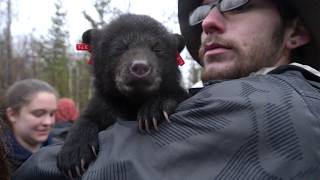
[202,7,226,35]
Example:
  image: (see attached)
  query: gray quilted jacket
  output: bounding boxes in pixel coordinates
[13,65,320,180]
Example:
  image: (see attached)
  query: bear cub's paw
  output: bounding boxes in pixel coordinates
[57,124,99,178]
[137,98,179,132]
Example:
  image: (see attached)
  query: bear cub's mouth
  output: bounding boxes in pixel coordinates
[116,75,162,96]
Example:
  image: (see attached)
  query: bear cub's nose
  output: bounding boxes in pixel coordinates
[129,60,151,78]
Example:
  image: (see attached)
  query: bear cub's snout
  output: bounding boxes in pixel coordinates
[129,60,151,78]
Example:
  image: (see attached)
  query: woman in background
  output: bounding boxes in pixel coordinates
[2,79,58,171]
[51,97,79,144]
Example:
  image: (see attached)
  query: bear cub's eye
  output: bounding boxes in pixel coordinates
[115,44,128,53]
[113,40,129,55]
[151,42,164,54]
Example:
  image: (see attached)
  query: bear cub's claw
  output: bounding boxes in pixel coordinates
[137,98,178,133]
[57,129,99,178]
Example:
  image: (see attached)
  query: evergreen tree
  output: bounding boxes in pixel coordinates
[42,0,70,97]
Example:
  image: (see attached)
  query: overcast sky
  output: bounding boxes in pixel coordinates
[12,0,179,43]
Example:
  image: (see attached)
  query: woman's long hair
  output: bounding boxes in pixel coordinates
[0,101,11,180]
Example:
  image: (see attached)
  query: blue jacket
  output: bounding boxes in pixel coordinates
[12,65,320,180]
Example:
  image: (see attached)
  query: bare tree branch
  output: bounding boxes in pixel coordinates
[82,11,98,29]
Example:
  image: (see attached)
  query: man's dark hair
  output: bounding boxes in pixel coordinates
[271,0,307,62]
[271,0,297,24]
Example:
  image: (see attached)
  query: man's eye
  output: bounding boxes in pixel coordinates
[189,5,212,25]
[223,2,252,13]
[220,0,251,13]
[232,3,252,12]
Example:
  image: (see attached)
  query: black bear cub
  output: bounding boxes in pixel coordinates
[57,14,188,177]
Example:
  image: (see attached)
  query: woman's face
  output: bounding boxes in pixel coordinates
[7,91,57,148]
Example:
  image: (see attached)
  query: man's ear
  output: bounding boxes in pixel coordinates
[285,19,310,49]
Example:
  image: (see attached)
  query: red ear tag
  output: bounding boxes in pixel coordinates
[76,43,93,64]
[87,58,93,65]
[76,43,91,52]
[176,52,185,66]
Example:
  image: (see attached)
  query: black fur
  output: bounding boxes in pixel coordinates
[57,14,188,178]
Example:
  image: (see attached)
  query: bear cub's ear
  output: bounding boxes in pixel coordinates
[82,29,99,44]
[172,33,185,53]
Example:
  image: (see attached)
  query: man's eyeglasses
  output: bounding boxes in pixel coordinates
[189,0,250,26]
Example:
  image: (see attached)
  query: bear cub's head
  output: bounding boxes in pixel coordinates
[82,14,185,100]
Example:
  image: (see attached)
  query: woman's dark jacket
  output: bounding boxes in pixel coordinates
[5,130,51,171]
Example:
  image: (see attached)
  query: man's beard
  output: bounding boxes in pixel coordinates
[199,26,285,82]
